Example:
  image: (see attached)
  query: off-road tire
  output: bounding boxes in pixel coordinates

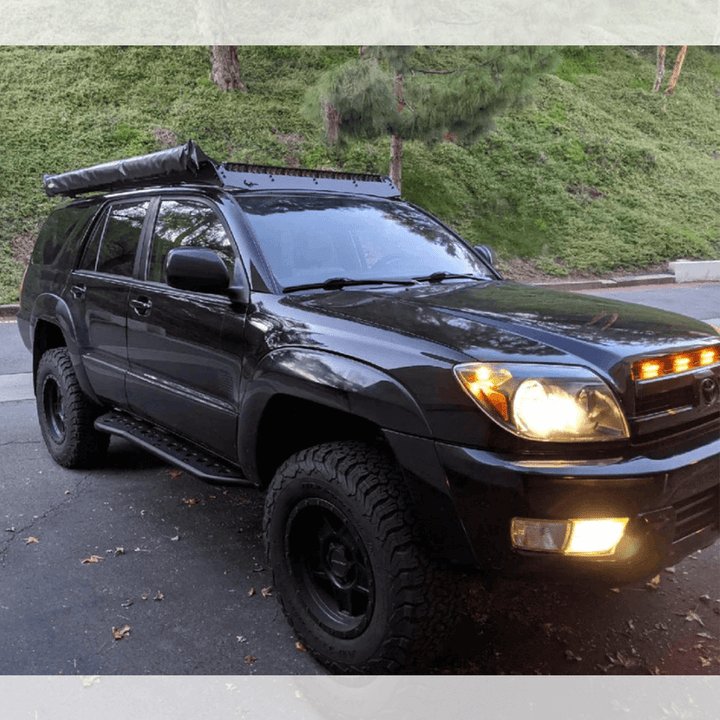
[36,348,110,468]
[263,441,460,674]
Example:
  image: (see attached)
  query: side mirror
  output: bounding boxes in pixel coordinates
[473,244,502,278]
[166,247,231,294]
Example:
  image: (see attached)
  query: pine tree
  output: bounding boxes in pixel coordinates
[301,46,561,190]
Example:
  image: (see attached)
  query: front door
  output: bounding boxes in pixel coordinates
[125,197,245,460]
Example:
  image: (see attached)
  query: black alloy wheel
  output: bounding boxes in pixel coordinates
[41,374,66,444]
[285,496,375,638]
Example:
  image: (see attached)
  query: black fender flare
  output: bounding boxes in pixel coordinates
[237,347,432,473]
[29,293,102,405]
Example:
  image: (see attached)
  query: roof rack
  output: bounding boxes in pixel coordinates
[43,140,400,199]
[217,163,399,198]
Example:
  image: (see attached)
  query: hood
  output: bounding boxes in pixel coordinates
[293,280,718,379]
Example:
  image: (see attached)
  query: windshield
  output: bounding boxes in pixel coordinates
[234,194,492,290]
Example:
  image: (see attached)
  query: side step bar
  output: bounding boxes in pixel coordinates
[94,411,255,487]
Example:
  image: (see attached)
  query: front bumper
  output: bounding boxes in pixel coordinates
[436,434,719,583]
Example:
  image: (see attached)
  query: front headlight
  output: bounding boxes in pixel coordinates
[454,362,629,442]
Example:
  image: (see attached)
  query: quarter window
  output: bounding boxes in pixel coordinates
[80,202,149,276]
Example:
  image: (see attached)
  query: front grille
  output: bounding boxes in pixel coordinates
[635,385,695,416]
[673,485,719,543]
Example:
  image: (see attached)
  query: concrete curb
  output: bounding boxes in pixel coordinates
[0,304,20,319]
[530,273,677,292]
[669,260,720,283]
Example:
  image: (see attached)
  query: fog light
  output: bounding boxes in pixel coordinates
[511,517,629,556]
[565,518,629,555]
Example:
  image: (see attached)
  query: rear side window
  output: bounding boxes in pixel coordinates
[147,199,235,284]
[79,201,149,276]
[32,204,98,267]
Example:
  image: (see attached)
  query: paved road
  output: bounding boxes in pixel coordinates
[1,283,718,689]
[578,281,720,328]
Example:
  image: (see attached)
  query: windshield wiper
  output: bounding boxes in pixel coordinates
[413,271,486,284]
[283,277,417,293]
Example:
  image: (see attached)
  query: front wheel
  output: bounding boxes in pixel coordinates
[263,441,459,674]
[36,348,109,468]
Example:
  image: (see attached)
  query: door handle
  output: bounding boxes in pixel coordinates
[130,297,152,317]
[70,284,86,300]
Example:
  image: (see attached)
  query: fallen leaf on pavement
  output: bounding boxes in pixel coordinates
[296,642,307,653]
[25,537,39,544]
[112,624,131,640]
[699,657,711,667]
[154,592,164,601]
[684,610,706,627]
[115,547,125,556]
[142,592,149,600]
[81,555,104,564]
[167,469,183,479]
[247,588,255,597]
[183,497,200,506]
[645,575,661,590]
[237,635,247,643]
[244,655,256,665]
[605,651,636,668]
[261,586,273,597]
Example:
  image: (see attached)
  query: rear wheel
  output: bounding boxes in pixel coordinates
[36,348,109,468]
[264,441,459,674]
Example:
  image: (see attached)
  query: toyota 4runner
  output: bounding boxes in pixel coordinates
[18,141,720,673]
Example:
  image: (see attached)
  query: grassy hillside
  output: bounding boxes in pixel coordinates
[1,45,718,303]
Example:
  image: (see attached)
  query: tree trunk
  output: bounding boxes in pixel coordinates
[210,46,247,92]
[390,135,402,191]
[665,46,688,96]
[652,45,667,92]
[324,101,341,144]
[390,71,404,191]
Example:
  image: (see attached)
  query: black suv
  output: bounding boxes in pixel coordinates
[18,141,720,673]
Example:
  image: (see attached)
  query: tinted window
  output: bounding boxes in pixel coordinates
[92,202,148,276]
[234,195,491,288]
[33,204,98,267]
[78,211,107,271]
[148,200,235,284]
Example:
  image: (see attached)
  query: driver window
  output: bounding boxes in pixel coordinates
[148,200,235,284]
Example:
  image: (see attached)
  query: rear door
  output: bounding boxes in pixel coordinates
[125,196,245,460]
[65,200,150,406]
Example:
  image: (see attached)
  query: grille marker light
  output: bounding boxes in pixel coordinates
[633,346,719,381]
